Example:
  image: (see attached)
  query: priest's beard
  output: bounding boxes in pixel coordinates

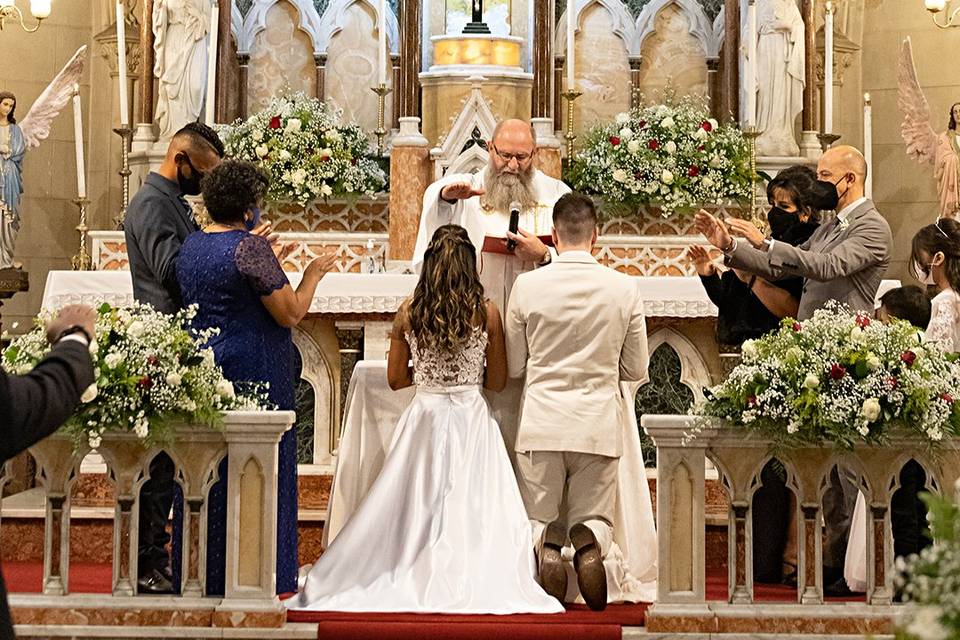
[481,161,537,213]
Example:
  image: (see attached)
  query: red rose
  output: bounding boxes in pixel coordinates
[701,120,713,132]
[792,322,802,332]
[747,395,757,406]
[648,139,659,150]
[688,165,700,177]
[147,355,159,367]
[856,314,871,328]
[609,136,621,146]
[830,364,846,380]
[138,376,153,390]
[942,393,955,403]
[321,154,331,162]
[269,116,281,129]
[638,120,647,128]
[887,376,899,389]
[698,145,706,151]
[901,350,917,367]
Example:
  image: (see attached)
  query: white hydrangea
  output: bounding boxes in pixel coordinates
[614,112,630,124]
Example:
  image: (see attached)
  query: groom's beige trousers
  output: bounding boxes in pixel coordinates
[516,450,618,557]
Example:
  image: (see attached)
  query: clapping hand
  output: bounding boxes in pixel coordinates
[725,218,766,249]
[304,251,339,281]
[440,182,485,202]
[687,245,716,277]
[251,221,280,245]
[694,209,733,252]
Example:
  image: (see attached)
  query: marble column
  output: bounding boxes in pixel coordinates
[214,0,232,123]
[238,54,251,120]
[730,502,752,603]
[800,504,823,604]
[532,0,552,119]
[707,58,721,120]
[314,54,326,102]
[388,119,431,261]
[398,0,422,119]
[139,0,155,125]
[869,504,893,605]
[553,55,565,131]
[113,497,135,596]
[798,0,820,157]
[721,0,740,124]
[629,58,643,109]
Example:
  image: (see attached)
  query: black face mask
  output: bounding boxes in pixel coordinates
[176,154,204,196]
[812,175,848,212]
[767,207,800,241]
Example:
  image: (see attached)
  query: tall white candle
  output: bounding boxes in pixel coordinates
[377,0,387,86]
[824,2,834,133]
[746,0,757,128]
[116,1,129,127]
[566,0,576,90]
[205,1,219,125]
[72,84,86,199]
[863,92,872,198]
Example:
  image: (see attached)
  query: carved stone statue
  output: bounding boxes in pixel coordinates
[741,0,805,157]
[899,37,960,219]
[153,0,209,140]
[0,47,87,270]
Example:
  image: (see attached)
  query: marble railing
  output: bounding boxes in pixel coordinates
[8,411,294,630]
[642,414,960,635]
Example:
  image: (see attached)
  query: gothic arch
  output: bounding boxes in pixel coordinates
[315,0,400,56]
[638,328,711,402]
[292,327,337,469]
[554,0,637,56]
[633,0,721,58]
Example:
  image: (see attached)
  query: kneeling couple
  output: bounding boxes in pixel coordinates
[287,193,649,614]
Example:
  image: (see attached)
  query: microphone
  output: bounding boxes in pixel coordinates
[507,201,520,251]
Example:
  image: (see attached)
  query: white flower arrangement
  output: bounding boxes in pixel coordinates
[219,92,387,205]
[565,92,752,217]
[2,303,267,450]
[694,302,960,449]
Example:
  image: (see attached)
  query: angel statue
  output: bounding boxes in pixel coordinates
[153,0,210,140]
[898,36,960,219]
[0,46,87,270]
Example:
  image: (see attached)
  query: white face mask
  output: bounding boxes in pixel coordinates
[913,257,940,287]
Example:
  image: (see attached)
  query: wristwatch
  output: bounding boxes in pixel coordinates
[55,324,93,345]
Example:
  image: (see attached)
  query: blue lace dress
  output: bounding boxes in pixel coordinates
[176,229,299,595]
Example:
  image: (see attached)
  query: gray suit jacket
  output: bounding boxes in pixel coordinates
[726,199,891,320]
[124,172,199,314]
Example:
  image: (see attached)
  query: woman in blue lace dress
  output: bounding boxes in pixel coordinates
[176,160,336,594]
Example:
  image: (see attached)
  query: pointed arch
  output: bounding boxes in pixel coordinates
[555,0,638,55]
[314,0,400,56]
[633,0,720,57]
[639,328,712,402]
[292,327,337,469]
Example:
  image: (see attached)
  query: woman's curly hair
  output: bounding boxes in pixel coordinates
[408,224,486,352]
[201,159,268,224]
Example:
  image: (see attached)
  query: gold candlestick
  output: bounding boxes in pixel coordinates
[113,126,133,229]
[741,125,765,231]
[561,89,582,165]
[370,84,392,157]
[71,197,92,271]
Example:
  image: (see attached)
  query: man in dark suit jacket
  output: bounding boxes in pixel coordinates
[123,122,224,594]
[1,304,96,640]
[696,145,893,596]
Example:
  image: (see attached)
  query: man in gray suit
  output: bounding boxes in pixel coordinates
[695,145,892,595]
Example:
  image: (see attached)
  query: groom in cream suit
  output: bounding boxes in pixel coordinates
[505,193,649,611]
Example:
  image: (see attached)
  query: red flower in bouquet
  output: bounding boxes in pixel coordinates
[609,136,621,146]
[648,139,659,150]
[688,165,700,177]
[138,376,153,390]
[830,364,846,380]
[701,120,713,132]
[269,116,282,129]
[941,392,955,404]
[856,314,871,328]
[792,322,802,332]
[901,351,917,367]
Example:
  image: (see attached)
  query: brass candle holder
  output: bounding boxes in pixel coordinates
[741,124,765,231]
[370,84,392,157]
[113,126,133,229]
[71,197,92,271]
[561,89,582,165]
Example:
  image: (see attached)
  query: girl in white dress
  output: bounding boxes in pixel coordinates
[912,218,960,352]
[287,224,563,614]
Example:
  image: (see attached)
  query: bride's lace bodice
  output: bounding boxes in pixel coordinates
[406,328,488,387]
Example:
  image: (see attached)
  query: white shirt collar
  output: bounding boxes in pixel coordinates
[836,196,868,222]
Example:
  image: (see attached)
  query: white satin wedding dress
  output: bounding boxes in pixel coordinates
[287,328,563,614]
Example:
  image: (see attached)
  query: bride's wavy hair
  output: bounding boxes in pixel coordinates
[409,224,486,352]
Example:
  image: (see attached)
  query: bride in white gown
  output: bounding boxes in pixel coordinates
[287,225,563,614]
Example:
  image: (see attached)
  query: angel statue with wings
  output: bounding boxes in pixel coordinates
[898,37,960,219]
[0,46,86,270]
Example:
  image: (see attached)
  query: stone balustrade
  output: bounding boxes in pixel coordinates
[642,414,960,636]
[6,411,295,631]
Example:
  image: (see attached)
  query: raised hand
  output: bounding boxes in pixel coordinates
[726,218,766,249]
[304,251,339,281]
[694,209,733,252]
[687,245,716,277]
[440,182,486,202]
[505,227,549,263]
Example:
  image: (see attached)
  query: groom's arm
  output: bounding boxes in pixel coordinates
[619,282,649,383]
[504,285,528,378]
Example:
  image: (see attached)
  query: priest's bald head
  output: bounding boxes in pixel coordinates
[817,145,868,212]
[483,119,538,213]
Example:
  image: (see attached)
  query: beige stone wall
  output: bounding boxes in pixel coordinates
[1,5,102,333]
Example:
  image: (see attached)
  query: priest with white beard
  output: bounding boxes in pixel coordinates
[413,119,570,310]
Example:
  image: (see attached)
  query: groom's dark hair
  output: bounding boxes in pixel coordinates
[553,192,597,244]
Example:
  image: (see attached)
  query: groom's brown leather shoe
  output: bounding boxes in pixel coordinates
[538,521,567,602]
[570,522,607,611]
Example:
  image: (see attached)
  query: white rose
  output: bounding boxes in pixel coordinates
[134,418,149,439]
[619,127,634,141]
[785,347,802,363]
[104,352,124,369]
[290,169,307,186]
[612,168,628,182]
[117,309,132,325]
[693,127,709,141]
[627,139,641,154]
[741,339,757,359]
[325,129,342,143]
[216,380,235,399]
[279,149,292,161]
[850,326,864,343]
[701,176,715,187]
[661,169,674,185]
[803,373,819,390]
[88,434,102,449]
[255,144,269,158]
[80,384,98,403]
[284,118,302,134]
[252,128,263,142]
[127,320,145,337]
[320,183,333,197]
[320,147,333,158]
[860,397,881,422]
[615,112,630,125]
[664,140,677,155]
[709,154,723,168]
[707,118,719,130]
[866,353,881,372]
[165,373,182,387]
[660,116,675,129]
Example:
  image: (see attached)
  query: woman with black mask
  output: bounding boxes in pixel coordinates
[688,164,824,347]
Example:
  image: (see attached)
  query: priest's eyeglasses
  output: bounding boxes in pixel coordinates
[491,145,532,164]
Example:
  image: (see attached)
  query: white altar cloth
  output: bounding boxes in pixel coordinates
[324,361,659,603]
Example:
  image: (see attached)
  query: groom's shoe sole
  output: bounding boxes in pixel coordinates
[539,521,567,602]
[570,523,607,611]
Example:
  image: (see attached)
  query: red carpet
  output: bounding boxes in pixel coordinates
[3,561,113,594]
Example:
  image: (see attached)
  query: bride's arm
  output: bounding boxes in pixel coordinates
[484,301,507,392]
[387,302,413,390]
